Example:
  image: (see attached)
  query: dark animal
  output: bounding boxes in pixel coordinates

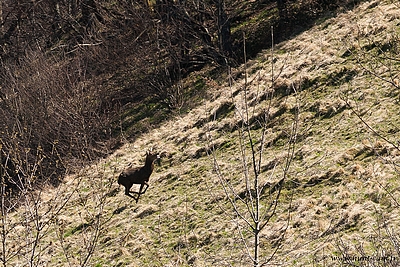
[118,151,160,203]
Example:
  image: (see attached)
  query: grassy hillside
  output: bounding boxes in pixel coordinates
[3,0,400,266]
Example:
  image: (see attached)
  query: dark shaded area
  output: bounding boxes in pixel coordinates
[0,0,367,198]
[232,0,366,61]
[194,102,235,128]
[304,169,343,187]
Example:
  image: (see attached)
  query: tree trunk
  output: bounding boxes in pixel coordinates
[276,0,287,21]
[254,223,260,267]
[81,0,102,29]
[217,0,232,59]
[0,1,3,35]
[155,0,174,23]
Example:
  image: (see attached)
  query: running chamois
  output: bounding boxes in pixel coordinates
[118,151,160,203]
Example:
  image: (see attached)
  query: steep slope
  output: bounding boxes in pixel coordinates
[4,0,400,266]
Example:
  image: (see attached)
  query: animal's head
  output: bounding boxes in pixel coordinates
[146,151,160,163]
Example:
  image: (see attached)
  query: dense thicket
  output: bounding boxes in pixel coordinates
[0,0,363,194]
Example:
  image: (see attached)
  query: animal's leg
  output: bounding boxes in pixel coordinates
[138,183,145,194]
[125,187,138,199]
[133,183,149,204]
[134,185,144,203]
[139,182,149,195]
[125,187,131,196]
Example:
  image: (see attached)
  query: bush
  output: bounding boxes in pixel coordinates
[0,48,113,193]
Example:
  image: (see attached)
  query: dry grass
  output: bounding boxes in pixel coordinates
[3,0,400,266]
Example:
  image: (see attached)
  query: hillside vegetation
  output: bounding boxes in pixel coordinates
[1,0,400,266]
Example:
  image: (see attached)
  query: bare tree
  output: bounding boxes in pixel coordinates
[206,30,299,267]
